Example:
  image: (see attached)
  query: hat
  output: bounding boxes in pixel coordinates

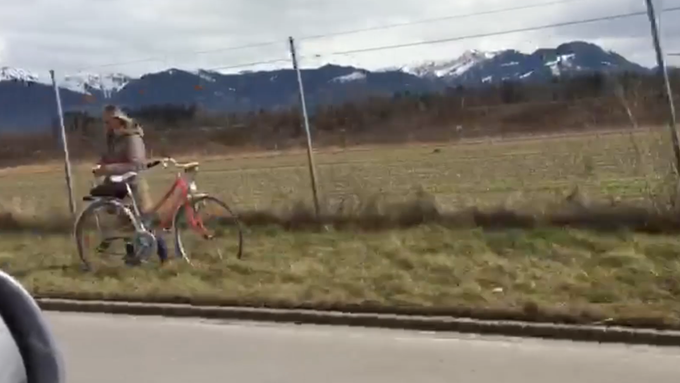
[111,109,134,124]
[108,108,144,137]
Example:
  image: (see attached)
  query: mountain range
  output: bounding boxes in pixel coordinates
[0,41,655,132]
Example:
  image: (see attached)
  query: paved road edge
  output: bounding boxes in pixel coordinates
[36,298,680,347]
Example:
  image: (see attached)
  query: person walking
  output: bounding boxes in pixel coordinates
[91,105,169,265]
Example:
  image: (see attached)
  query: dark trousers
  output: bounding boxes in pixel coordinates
[124,236,168,264]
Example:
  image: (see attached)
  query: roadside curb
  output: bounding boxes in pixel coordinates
[37,298,680,347]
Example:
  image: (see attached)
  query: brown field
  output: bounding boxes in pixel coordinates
[2,127,680,328]
[0,127,676,215]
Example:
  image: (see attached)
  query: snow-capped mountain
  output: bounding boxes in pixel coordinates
[0,41,654,132]
[402,49,499,78]
[331,70,368,83]
[1,41,647,97]
[0,67,132,96]
[403,42,648,85]
[0,66,40,83]
[60,72,132,97]
[194,69,219,83]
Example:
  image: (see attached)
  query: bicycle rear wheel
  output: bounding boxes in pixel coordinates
[74,199,138,271]
[173,195,244,263]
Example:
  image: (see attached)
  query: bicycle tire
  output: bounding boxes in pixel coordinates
[74,199,138,271]
[172,195,244,262]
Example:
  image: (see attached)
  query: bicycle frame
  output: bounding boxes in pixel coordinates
[149,175,191,230]
[144,166,210,236]
[81,159,211,240]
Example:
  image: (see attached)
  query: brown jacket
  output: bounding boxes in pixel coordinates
[100,122,147,170]
[99,120,152,211]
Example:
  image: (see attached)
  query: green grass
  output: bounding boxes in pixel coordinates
[2,225,680,329]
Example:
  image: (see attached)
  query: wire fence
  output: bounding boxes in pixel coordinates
[1,0,680,221]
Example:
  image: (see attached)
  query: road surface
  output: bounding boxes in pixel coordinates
[46,311,680,383]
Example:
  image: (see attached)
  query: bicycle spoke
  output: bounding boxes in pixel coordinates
[76,200,139,270]
[174,196,243,262]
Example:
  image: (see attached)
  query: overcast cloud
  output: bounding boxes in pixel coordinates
[0,0,679,79]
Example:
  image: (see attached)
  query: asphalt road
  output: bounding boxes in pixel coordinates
[46,312,680,383]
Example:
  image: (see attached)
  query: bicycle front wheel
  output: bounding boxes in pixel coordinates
[173,195,244,263]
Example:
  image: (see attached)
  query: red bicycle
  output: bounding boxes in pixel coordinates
[74,157,243,270]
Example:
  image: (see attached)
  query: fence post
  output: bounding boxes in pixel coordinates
[644,0,680,175]
[49,70,77,218]
[288,36,321,217]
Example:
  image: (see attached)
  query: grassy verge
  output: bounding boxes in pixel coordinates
[2,225,680,330]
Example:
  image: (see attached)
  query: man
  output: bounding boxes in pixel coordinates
[95,105,148,200]
[91,105,168,265]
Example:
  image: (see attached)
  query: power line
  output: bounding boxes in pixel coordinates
[190,41,282,56]
[309,6,680,59]
[206,57,291,72]
[298,0,591,42]
[72,41,285,73]
[69,0,592,73]
[194,0,585,53]
[71,42,285,74]
[82,58,166,71]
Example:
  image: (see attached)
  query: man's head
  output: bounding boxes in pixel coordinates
[103,105,132,132]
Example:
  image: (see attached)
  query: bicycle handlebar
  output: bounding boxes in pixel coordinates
[92,158,197,175]
[146,160,162,169]
[148,158,199,170]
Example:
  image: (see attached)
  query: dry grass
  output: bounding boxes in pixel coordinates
[1,128,679,237]
[2,225,680,329]
[0,128,677,217]
[2,128,680,328]
[4,196,680,235]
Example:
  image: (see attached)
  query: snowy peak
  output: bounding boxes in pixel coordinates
[194,69,219,83]
[1,67,132,96]
[61,72,132,97]
[403,49,499,78]
[544,53,577,76]
[0,66,39,83]
[331,70,368,83]
[403,41,648,85]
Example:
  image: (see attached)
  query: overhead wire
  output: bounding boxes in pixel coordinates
[205,58,292,72]
[70,0,594,73]
[306,6,680,59]
[115,5,680,75]
[297,0,591,41]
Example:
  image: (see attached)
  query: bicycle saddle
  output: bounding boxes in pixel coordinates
[109,172,138,183]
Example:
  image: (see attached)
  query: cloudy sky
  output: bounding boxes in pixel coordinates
[1,0,679,79]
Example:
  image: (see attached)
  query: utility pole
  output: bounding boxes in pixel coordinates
[644,0,680,174]
[289,36,321,217]
[49,70,77,218]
